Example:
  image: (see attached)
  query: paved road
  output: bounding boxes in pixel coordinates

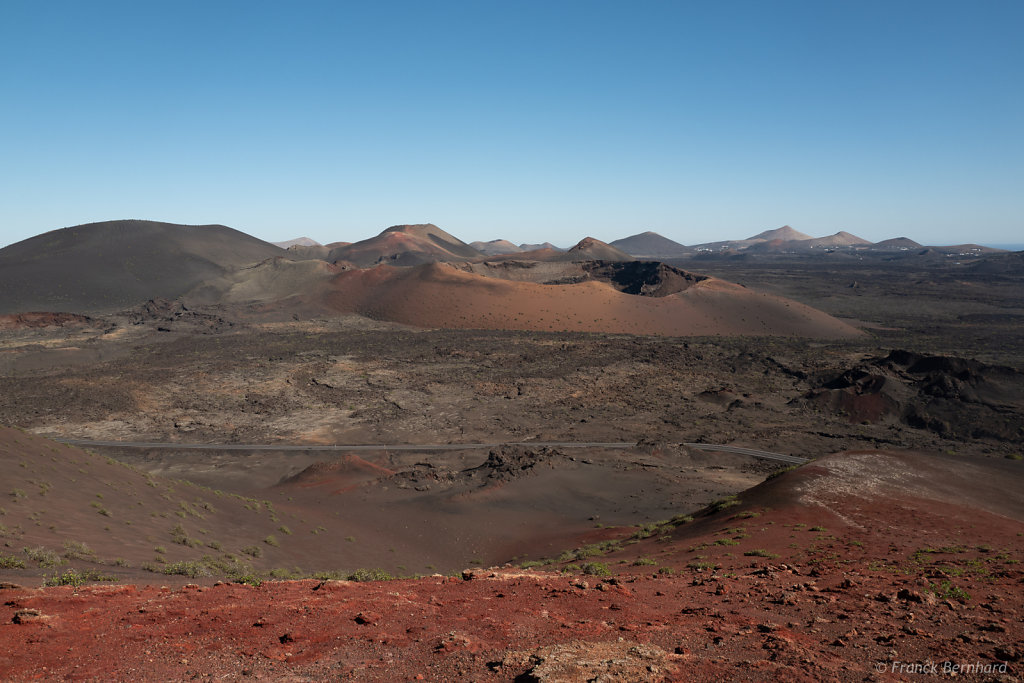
[54,438,809,465]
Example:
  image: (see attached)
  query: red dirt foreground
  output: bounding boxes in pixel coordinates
[3,450,1023,681]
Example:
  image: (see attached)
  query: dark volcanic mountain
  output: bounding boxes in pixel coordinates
[0,220,287,315]
[272,237,321,248]
[553,237,633,262]
[519,242,563,252]
[609,231,690,258]
[871,237,923,250]
[470,239,524,256]
[747,225,812,242]
[327,224,484,267]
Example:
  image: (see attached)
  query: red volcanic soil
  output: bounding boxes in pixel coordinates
[2,450,1021,681]
[319,262,863,338]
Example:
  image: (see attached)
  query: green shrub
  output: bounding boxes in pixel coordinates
[311,570,348,581]
[162,561,209,578]
[580,562,611,576]
[348,568,393,582]
[743,549,779,558]
[62,540,95,560]
[170,523,201,547]
[766,465,800,480]
[234,574,262,587]
[708,496,741,513]
[0,554,25,569]
[24,546,63,568]
[932,580,970,602]
[45,568,116,587]
[267,568,298,579]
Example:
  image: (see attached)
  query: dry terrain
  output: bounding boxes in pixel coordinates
[1,449,1021,681]
[0,221,1021,680]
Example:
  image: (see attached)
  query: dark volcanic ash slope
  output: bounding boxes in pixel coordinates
[609,231,690,258]
[0,220,287,314]
[802,349,1024,442]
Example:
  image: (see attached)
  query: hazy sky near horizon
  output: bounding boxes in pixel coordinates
[1,1,1021,248]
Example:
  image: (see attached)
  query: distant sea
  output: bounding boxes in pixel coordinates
[983,243,1024,251]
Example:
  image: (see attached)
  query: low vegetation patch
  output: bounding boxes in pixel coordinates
[45,568,117,587]
[766,464,801,480]
[24,546,63,568]
[170,523,202,548]
[162,561,210,578]
[347,568,393,582]
[0,553,26,569]
[707,496,741,513]
[62,540,95,561]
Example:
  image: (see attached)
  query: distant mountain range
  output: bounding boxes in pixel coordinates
[599,226,1004,259]
[1,219,1015,320]
[266,224,1008,261]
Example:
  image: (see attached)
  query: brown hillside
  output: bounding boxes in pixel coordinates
[318,261,863,338]
[0,430,767,586]
[469,239,524,255]
[327,224,483,266]
[747,225,812,242]
[555,236,633,262]
[800,231,872,248]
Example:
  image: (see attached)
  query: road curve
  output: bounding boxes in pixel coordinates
[52,438,809,465]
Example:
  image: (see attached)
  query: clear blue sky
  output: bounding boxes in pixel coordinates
[1,0,1021,248]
